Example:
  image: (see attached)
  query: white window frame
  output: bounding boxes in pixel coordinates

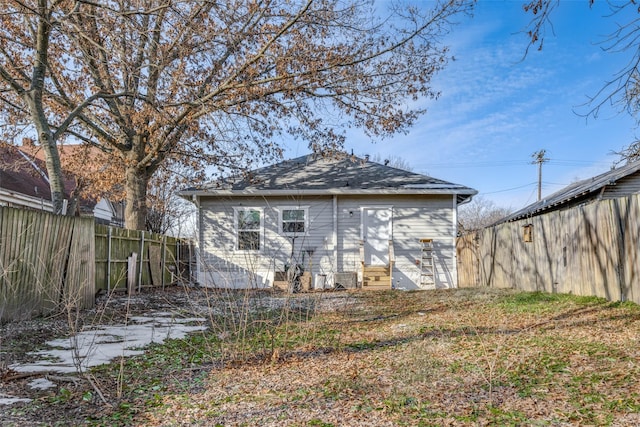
[278,206,309,236]
[234,207,264,252]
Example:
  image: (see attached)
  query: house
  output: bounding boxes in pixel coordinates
[0,144,125,226]
[180,152,477,291]
[0,144,55,211]
[503,160,640,223]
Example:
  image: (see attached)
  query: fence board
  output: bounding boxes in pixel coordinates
[94,224,192,292]
[0,208,96,322]
[0,207,193,322]
[457,193,640,304]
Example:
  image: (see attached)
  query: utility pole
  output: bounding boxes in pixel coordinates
[531,149,549,201]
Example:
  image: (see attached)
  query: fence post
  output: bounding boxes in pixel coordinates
[188,239,193,283]
[107,226,112,292]
[161,235,166,290]
[138,231,145,292]
[176,239,181,281]
[128,252,137,294]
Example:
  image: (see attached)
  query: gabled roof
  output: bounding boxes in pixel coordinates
[0,145,57,201]
[181,153,477,203]
[0,144,108,215]
[504,160,640,222]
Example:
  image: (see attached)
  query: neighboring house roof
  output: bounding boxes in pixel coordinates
[181,153,477,203]
[504,160,640,222]
[0,144,124,221]
[0,145,60,202]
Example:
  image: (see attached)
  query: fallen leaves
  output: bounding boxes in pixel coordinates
[4,287,640,426]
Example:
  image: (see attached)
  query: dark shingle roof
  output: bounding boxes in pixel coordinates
[0,145,54,200]
[504,160,640,222]
[182,153,477,203]
[0,144,102,214]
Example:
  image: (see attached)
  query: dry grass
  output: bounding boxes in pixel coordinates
[5,287,640,426]
[140,288,640,426]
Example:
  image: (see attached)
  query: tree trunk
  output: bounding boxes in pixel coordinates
[23,1,69,216]
[124,165,149,230]
[25,93,68,215]
[39,133,67,214]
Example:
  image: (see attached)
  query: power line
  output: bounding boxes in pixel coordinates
[416,159,613,169]
[482,182,537,194]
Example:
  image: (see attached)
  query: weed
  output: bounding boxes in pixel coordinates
[347,339,378,351]
[50,387,72,404]
[383,394,420,413]
[8,287,640,426]
[308,419,335,427]
[486,405,529,426]
[497,291,606,314]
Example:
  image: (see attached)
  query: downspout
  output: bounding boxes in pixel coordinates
[192,194,201,285]
[333,195,338,275]
[18,150,50,184]
[18,150,68,214]
[452,195,458,288]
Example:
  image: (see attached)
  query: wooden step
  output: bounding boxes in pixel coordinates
[363,265,389,273]
[362,281,391,290]
[362,265,391,290]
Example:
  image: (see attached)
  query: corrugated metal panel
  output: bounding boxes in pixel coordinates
[504,162,640,222]
[602,171,640,199]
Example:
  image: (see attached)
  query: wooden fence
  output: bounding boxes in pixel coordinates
[457,193,640,303]
[95,224,194,292]
[0,207,95,322]
[0,207,195,322]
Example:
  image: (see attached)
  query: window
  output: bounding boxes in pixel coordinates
[235,208,262,251]
[280,207,308,235]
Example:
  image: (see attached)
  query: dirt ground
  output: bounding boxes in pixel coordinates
[0,285,358,426]
[3,286,640,426]
[0,286,229,425]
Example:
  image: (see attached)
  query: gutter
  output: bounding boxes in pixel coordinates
[18,150,50,184]
[178,188,478,198]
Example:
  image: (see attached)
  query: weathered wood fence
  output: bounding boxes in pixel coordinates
[95,224,193,292]
[0,207,195,322]
[0,207,95,322]
[457,193,640,303]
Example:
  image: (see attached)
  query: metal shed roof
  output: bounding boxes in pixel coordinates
[503,160,640,222]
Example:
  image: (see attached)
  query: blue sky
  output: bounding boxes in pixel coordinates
[289,1,640,211]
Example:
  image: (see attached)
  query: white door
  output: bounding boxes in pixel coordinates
[363,208,392,266]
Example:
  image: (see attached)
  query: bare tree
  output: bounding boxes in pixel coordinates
[522,1,640,163]
[145,162,198,236]
[523,1,640,122]
[613,140,640,164]
[458,195,511,233]
[0,1,78,215]
[0,0,473,229]
[370,153,414,171]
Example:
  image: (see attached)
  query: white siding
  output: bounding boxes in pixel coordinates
[0,188,54,212]
[391,195,456,290]
[198,195,334,288]
[336,195,456,290]
[93,198,114,222]
[198,193,458,290]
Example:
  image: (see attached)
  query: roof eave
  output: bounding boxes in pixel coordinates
[179,188,477,198]
[507,189,596,222]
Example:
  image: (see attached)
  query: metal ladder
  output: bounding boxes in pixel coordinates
[420,239,436,288]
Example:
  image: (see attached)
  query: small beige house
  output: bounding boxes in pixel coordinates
[180,153,476,290]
